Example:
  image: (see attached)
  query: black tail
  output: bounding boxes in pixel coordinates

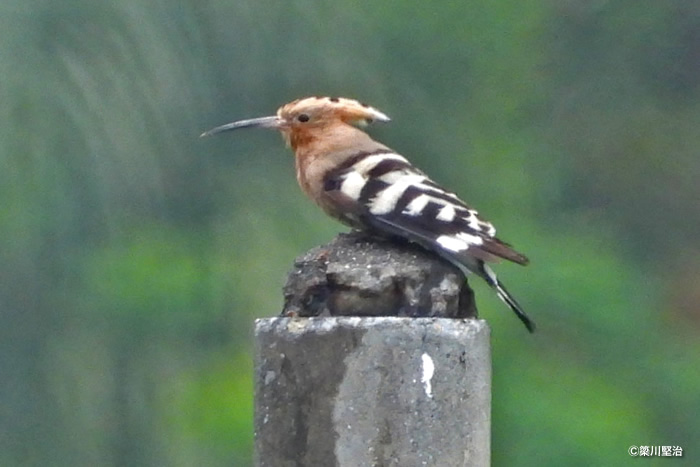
[481,263,536,333]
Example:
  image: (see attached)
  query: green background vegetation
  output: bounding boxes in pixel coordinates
[2,1,699,465]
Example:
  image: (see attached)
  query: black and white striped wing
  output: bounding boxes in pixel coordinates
[322,149,535,332]
[323,150,529,269]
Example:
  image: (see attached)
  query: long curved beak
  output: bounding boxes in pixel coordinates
[200,116,282,137]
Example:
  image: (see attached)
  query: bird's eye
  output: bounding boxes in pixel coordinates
[297,114,310,123]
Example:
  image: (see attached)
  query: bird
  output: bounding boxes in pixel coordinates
[202,96,535,332]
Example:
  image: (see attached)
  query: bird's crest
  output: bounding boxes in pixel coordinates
[278,97,390,128]
[201,96,390,149]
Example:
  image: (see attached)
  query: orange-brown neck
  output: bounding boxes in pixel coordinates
[288,127,316,152]
[289,122,391,214]
[288,121,380,156]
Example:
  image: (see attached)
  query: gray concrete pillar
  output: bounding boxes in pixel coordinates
[254,317,491,467]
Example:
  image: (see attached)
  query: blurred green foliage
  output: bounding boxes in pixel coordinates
[1,1,699,465]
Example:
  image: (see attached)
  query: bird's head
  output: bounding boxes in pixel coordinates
[201,96,390,149]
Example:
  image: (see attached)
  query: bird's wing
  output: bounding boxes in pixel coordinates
[322,150,529,269]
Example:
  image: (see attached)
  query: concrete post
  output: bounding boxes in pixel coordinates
[254,317,491,467]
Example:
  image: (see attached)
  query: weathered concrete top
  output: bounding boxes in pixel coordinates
[259,233,490,465]
[282,232,477,319]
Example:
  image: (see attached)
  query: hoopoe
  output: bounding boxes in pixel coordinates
[202,97,535,332]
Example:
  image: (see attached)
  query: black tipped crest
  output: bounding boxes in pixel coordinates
[278,97,391,126]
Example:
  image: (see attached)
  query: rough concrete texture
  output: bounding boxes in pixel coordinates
[282,232,477,319]
[254,317,491,467]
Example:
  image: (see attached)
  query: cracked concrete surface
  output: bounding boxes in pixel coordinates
[282,232,477,319]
